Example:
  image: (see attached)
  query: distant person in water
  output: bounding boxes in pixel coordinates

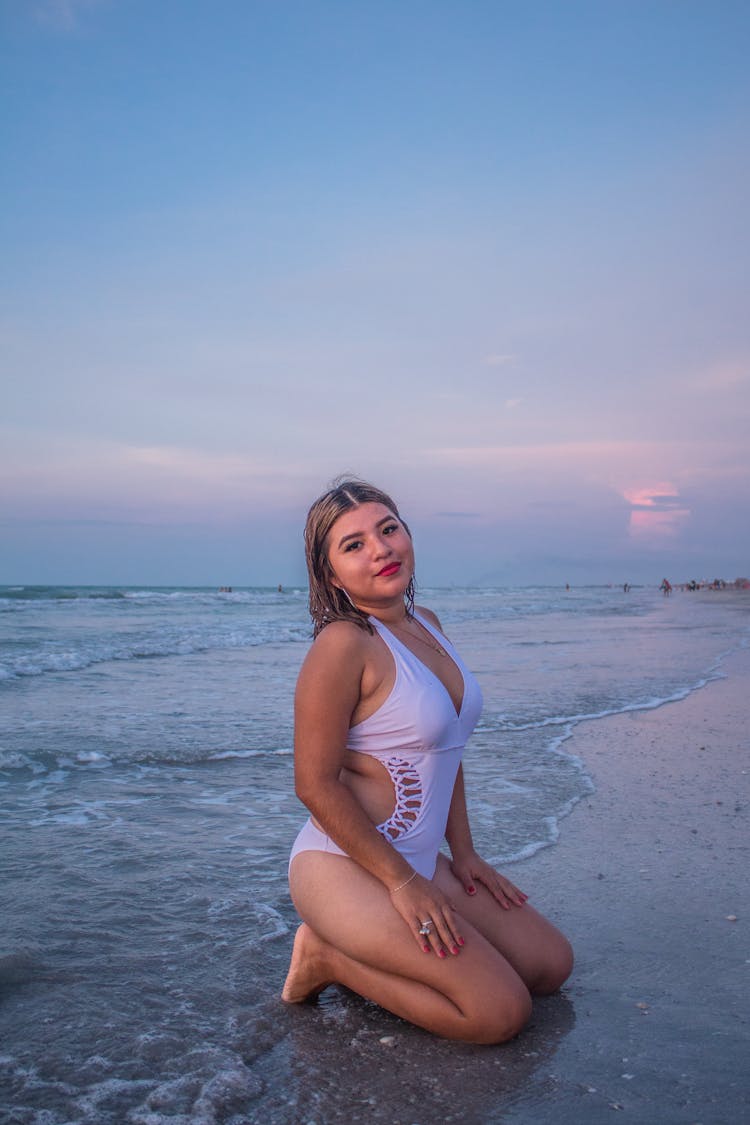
[660,578,672,596]
[282,478,573,1042]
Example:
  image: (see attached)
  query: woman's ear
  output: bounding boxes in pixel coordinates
[326,559,342,591]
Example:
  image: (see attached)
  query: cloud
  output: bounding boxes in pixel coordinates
[421,440,747,493]
[34,0,104,31]
[621,483,681,509]
[483,354,516,367]
[425,440,658,471]
[628,508,691,540]
[0,436,312,522]
[687,358,750,393]
[621,482,691,544]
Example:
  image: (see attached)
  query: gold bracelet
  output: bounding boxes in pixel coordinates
[390,870,417,895]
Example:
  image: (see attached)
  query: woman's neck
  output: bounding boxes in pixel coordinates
[352,597,409,626]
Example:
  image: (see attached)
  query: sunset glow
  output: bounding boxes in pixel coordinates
[1,2,748,585]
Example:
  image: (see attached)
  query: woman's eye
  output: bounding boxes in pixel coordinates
[383,523,398,535]
[344,540,362,552]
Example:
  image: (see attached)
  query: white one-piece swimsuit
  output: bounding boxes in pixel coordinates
[288,612,483,880]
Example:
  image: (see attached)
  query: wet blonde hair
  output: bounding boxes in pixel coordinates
[304,478,415,636]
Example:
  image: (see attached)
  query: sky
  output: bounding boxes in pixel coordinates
[1,0,749,587]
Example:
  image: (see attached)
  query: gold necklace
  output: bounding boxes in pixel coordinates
[391,617,447,657]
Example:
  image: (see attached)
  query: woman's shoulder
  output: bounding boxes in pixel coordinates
[295,621,378,718]
[305,619,375,667]
[296,619,378,702]
[414,603,443,630]
[316,617,372,643]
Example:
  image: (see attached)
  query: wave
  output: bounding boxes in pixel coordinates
[206,747,293,761]
[488,670,724,734]
[0,585,305,607]
[0,585,130,603]
[0,623,310,680]
[0,744,294,774]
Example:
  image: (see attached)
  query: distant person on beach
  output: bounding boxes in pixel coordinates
[282,479,573,1042]
[660,578,672,596]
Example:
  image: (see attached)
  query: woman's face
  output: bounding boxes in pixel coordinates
[326,502,414,610]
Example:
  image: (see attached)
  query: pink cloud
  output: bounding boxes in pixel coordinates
[622,481,691,542]
[628,508,691,539]
[622,482,679,509]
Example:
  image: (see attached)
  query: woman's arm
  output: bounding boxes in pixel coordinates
[444,763,476,862]
[445,769,528,910]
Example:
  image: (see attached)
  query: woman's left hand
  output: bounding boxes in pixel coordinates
[449,851,528,910]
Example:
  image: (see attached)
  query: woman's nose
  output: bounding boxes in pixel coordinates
[371,536,391,558]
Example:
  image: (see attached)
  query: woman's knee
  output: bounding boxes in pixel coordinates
[529,934,574,995]
[460,982,532,1045]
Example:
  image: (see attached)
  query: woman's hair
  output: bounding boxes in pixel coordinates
[304,477,415,636]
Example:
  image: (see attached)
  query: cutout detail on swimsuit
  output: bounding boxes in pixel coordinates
[377,757,423,840]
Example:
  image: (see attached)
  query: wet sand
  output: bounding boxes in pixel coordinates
[260,644,749,1124]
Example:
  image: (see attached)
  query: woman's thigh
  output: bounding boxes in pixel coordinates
[289,850,529,1009]
[433,855,573,994]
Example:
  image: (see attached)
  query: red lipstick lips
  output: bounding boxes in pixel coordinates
[377,562,401,577]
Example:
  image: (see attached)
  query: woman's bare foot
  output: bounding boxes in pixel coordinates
[281,923,334,1003]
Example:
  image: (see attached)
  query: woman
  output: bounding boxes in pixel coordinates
[282,480,573,1042]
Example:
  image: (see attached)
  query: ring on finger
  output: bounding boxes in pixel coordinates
[418,919,433,936]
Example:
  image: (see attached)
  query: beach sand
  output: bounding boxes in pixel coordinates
[257,643,749,1124]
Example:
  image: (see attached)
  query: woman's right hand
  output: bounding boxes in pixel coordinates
[389,872,465,957]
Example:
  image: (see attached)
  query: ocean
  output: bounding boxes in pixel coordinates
[1,583,748,1123]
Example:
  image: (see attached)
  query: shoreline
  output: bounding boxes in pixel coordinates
[496,642,750,1122]
[264,644,750,1124]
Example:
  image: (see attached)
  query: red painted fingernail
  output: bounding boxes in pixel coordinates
[467,885,476,895]
[451,945,459,955]
[458,936,465,946]
[423,944,430,953]
[438,948,446,959]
